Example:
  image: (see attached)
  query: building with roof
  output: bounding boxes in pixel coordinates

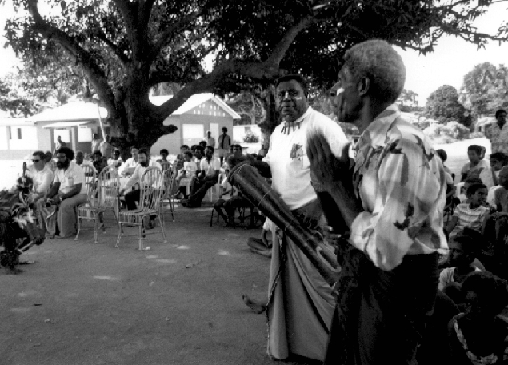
[150,93,240,155]
[0,93,240,159]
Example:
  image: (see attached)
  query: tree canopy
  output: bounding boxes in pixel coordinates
[425,85,471,126]
[460,62,508,118]
[4,0,508,150]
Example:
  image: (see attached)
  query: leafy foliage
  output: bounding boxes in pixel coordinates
[3,0,507,151]
[226,91,266,126]
[460,62,508,118]
[425,85,471,126]
[0,77,37,117]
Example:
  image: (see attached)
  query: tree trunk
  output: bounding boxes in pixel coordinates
[258,86,279,153]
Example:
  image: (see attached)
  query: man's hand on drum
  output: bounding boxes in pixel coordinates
[307,133,352,191]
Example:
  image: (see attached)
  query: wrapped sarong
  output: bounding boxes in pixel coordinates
[266,199,336,361]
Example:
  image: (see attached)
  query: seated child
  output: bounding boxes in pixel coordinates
[461,144,494,189]
[456,177,483,204]
[438,233,482,291]
[446,271,508,365]
[492,166,508,213]
[446,183,490,240]
[490,152,508,186]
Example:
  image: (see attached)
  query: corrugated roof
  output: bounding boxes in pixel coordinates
[150,93,241,119]
[29,101,108,123]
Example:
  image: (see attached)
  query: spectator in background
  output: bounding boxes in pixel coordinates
[206,130,215,148]
[92,150,108,174]
[173,151,198,199]
[492,166,508,213]
[447,272,508,365]
[75,150,94,169]
[217,127,231,165]
[182,146,220,207]
[45,147,87,238]
[157,149,171,171]
[120,147,139,177]
[446,183,490,240]
[29,150,54,236]
[119,149,161,228]
[485,109,508,154]
[43,150,55,172]
[54,136,66,155]
[438,233,482,292]
[199,140,207,150]
[437,149,455,204]
[91,133,102,154]
[108,149,123,169]
[489,152,508,186]
[461,144,494,189]
[99,135,113,159]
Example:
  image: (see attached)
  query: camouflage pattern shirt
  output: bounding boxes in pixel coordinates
[351,105,448,271]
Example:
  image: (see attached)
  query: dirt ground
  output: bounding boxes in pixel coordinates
[0,205,313,365]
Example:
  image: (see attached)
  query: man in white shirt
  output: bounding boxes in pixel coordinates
[181,146,220,207]
[119,149,161,219]
[206,130,215,148]
[45,147,87,238]
[120,147,139,176]
[75,150,94,170]
[30,151,54,236]
[107,149,123,169]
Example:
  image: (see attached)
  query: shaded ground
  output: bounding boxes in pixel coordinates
[0,204,305,365]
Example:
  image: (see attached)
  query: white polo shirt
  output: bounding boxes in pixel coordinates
[200,157,221,177]
[264,106,348,210]
[54,163,86,195]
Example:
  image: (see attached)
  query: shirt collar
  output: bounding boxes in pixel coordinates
[356,104,400,149]
[281,106,312,134]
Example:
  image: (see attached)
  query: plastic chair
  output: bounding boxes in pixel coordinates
[116,167,167,250]
[75,167,120,243]
[159,169,175,224]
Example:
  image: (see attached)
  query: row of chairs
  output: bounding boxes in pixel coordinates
[76,166,175,250]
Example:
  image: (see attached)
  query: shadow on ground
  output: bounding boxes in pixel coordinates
[1,205,313,365]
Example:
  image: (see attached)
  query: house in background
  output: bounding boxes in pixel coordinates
[0,93,239,160]
[150,93,241,155]
[0,100,108,160]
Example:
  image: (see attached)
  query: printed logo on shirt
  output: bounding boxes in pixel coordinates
[290,143,304,159]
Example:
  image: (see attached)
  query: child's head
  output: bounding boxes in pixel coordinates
[499,166,508,188]
[466,183,487,207]
[436,149,447,163]
[467,145,483,164]
[449,230,479,267]
[490,152,508,172]
[183,151,193,162]
[462,177,483,195]
[462,271,508,319]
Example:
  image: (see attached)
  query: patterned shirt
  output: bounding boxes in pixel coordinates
[351,105,448,271]
[485,122,508,154]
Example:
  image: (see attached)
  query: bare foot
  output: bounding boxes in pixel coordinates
[242,294,266,314]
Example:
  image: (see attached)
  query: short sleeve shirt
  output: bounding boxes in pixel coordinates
[200,157,221,176]
[485,122,508,154]
[54,163,86,195]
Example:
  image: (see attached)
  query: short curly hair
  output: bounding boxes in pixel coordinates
[342,39,406,105]
[56,146,74,161]
[462,271,508,315]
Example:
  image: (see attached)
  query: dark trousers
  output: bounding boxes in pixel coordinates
[188,176,217,204]
[125,189,141,210]
[214,196,250,221]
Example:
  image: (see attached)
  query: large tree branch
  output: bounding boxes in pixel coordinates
[95,30,130,66]
[139,0,156,30]
[146,11,202,64]
[153,15,315,120]
[26,0,117,116]
[111,0,142,62]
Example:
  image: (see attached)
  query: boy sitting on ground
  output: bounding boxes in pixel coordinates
[439,233,482,292]
[461,144,494,188]
[446,183,490,240]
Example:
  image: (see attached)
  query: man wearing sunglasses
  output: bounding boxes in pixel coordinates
[29,151,55,236]
[44,147,87,238]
